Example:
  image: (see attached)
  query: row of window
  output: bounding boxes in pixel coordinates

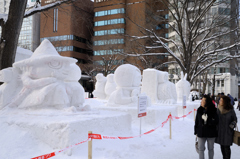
[94,49,124,56]
[95,8,125,17]
[94,39,124,46]
[94,28,125,36]
[41,35,88,44]
[94,60,124,65]
[55,46,91,55]
[95,18,125,26]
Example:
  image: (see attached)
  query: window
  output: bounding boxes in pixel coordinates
[95,8,125,17]
[95,18,125,26]
[221,80,224,87]
[94,39,124,46]
[93,49,124,56]
[53,8,58,32]
[217,80,220,87]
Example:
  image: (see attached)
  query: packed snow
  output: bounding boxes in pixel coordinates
[1,99,240,159]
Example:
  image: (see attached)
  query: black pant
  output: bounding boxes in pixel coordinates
[220,145,231,159]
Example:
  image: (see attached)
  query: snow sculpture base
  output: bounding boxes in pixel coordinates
[90,99,200,126]
[0,108,131,157]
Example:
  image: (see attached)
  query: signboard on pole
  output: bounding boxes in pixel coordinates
[182,95,186,109]
[138,95,148,118]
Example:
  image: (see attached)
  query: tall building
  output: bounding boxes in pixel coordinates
[93,0,168,74]
[40,0,94,64]
[40,0,94,92]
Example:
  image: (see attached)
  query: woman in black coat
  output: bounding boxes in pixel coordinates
[215,95,237,159]
[194,95,219,159]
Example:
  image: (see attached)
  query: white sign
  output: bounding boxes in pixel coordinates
[182,95,186,109]
[138,96,148,117]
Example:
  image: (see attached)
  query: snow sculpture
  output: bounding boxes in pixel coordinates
[5,39,85,109]
[93,73,107,99]
[157,71,177,104]
[0,67,22,109]
[108,64,141,107]
[141,69,177,104]
[176,72,191,102]
[104,74,117,99]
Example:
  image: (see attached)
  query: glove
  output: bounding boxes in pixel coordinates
[202,114,208,125]
[229,121,236,129]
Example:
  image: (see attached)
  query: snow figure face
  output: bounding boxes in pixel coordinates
[107,74,114,82]
[114,64,141,87]
[0,68,13,82]
[96,73,106,82]
[158,71,168,83]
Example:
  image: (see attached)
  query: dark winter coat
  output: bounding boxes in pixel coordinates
[215,109,237,146]
[194,106,219,138]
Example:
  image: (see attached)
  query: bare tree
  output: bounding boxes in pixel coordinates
[0,0,76,70]
[122,0,240,83]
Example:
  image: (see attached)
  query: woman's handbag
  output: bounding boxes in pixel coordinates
[233,126,240,146]
[195,136,199,153]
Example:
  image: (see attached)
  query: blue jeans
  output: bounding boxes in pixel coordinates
[198,137,215,159]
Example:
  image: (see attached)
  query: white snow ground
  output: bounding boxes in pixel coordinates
[0,99,240,159]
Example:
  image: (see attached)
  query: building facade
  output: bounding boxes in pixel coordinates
[40,0,94,92]
[93,0,168,75]
[0,0,40,51]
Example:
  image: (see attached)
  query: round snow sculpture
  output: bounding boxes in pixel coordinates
[92,73,107,99]
[175,72,191,102]
[107,64,141,107]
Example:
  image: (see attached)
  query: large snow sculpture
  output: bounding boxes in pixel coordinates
[5,39,85,109]
[104,74,117,99]
[157,71,177,104]
[141,69,177,104]
[107,64,141,107]
[176,72,191,102]
[93,73,107,99]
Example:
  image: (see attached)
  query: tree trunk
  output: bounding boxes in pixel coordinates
[0,0,27,69]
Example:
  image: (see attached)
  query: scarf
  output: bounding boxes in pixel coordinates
[218,104,231,114]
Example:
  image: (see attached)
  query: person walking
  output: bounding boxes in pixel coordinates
[237,101,240,111]
[215,95,237,159]
[194,95,219,159]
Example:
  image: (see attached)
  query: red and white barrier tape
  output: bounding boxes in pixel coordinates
[31,138,90,159]
[31,110,195,158]
[89,111,193,140]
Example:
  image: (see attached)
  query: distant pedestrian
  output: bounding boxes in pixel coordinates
[215,95,237,159]
[194,95,219,159]
[237,102,240,111]
[227,94,235,106]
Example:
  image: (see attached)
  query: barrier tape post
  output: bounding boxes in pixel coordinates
[88,131,92,159]
[169,112,172,139]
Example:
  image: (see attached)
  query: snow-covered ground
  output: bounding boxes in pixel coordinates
[0,99,240,159]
